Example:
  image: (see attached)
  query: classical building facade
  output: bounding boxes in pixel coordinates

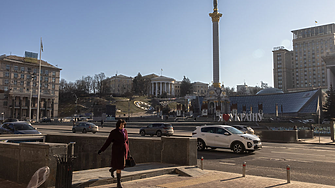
[273,23,335,92]
[190,82,208,96]
[110,74,133,96]
[174,81,181,97]
[150,76,175,97]
[0,54,61,120]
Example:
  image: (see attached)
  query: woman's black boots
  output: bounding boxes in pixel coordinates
[109,168,116,178]
[117,173,122,188]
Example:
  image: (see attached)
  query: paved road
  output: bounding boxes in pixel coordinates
[33,124,192,137]
[34,124,335,186]
[198,142,335,186]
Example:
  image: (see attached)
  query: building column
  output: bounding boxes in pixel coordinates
[12,97,15,118]
[172,84,175,96]
[164,82,167,94]
[155,82,158,97]
[19,97,22,120]
[51,99,54,118]
[160,82,162,95]
[168,82,171,95]
[151,82,154,95]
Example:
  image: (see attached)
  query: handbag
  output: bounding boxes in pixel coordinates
[126,154,136,167]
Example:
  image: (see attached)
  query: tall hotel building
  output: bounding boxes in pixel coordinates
[0,54,61,120]
[273,23,335,92]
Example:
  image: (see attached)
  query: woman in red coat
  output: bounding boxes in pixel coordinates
[98,119,129,188]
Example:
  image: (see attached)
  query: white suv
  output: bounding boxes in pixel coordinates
[192,125,262,154]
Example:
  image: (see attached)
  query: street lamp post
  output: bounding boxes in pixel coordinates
[73,93,78,120]
[29,74,35,122]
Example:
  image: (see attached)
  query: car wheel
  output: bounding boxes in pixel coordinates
[140,130,146,136]
[72,128,76,133]
[156,131,162,137]
[210,147,217,150]
[82,129,87,133]
[93,132,96,134]
[197,139,206,151]
[232,142,245,154]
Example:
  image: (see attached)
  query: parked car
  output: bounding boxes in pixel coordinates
[72,122,98,134]
[322,119,330,124]
[41,117,52,122]
[192,125,262,154]
[0,121,41,134]
[231,125,254,134]
[3,118,19,123]
[139,123,174,137]
[78,117,88,121]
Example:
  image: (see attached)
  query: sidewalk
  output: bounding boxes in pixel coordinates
[90,170,335,188]
[298,135,335,145]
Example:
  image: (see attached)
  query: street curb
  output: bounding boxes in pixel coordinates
[297,140,335,145]
[72,167,177,188]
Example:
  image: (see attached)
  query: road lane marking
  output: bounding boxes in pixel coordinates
[219,162,236,166]
[270,151,326,157]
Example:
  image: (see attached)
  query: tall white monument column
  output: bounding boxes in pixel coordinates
[209,0,222,89]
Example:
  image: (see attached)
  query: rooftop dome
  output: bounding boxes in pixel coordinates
[256,88,284,95]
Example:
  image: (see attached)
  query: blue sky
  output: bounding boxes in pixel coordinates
[1,0,335,89]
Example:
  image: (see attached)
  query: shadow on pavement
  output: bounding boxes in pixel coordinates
[220,176,243,182]
[265,182,289,188]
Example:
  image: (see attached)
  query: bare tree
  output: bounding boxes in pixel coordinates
[84,76,93,94]
[75,77,87,94]
[93,73,106,95]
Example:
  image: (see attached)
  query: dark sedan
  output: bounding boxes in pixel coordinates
[0,121,41,134]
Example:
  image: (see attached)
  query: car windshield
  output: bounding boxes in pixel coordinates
[225,127,244,134]
[87,122,96,126]
[13,123,35,130]
[164,124,172,128]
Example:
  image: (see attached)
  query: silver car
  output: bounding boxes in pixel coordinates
[139,123,174,137]
[231,125,254,134]
[72,122,98,134]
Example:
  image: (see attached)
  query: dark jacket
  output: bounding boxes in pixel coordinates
[99,128,129,169]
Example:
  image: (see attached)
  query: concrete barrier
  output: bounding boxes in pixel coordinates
[0,134,197,186]
[257,130,298,143]
[0,141,67,188]
[161,137,197,166]
[46,135,197,171]
[298,130,314,139]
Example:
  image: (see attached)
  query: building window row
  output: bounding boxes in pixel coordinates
[5,65,56,76]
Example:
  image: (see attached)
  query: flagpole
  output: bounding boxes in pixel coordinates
[37,37,42,123]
